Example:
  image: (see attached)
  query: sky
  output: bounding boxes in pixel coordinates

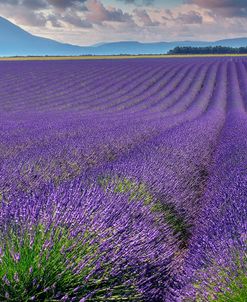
[0,0,247,45]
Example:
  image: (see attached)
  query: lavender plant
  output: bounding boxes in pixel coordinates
[0,57,246,301]
[0,181,178,301]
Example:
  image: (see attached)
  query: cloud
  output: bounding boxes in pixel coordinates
[118,0,154,5]
[22,0,48,9]
[0,0,48,9]
[25,13,47,27]
[185,0,246,9]
[62,13,93,28]
[0,0,87,10]
[177,11,203,24]
[0,0,247,46]
[4,8,48,27]
[0,0,133,29]
[162,9,203,24]
[185,0,247,18]
[134,8,159,26]
[0,0,89,29]
[46,14,62,27]
[47,0,87,10]
[86,0,133,24]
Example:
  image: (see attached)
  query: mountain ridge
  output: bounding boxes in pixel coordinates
[1,16,247,56]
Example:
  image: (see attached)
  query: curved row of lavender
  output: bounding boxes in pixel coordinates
[0,57,246,301]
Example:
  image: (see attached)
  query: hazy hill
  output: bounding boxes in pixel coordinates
[1,16,247,56]
[0,16,84,56]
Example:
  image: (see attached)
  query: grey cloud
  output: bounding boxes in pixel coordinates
[185,0,247,18]
[163,10,202,24]
[0,0,87,10]
[177,11,202,24]
[0,0,48,9]
[0,0,133,29]
[185,0,246,9]
[12,10,48,26]
[86,0,133,24]
[0,0,89,28]
[26,12,47,26]
[22,0,48,9]
[118,0,155,6]
[0,0,19,4]
[134,8,159,26]
[62,13,93,28]
[47,0,87,9]
[107,10,132,22]
[46,14,62,27]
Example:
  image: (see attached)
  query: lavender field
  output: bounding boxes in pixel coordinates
[0,57,246,301]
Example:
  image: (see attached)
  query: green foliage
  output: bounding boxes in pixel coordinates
[194,252,247,302]
[168,46,247,55]
[151,201,191,247]
[0,223,140,301]
[0,224,97,300]
[98,176,153,205]
[98,175,190,247]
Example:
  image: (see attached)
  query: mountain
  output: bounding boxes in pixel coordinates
[92,41,210,55]
[93,39,247,55]
[212,37,247,48]
[1,16,247,56]
[0,16,85,56]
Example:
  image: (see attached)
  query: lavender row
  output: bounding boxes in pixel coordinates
[0,57,247,301]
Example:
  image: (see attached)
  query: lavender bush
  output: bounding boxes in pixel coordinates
[0,57,246,301]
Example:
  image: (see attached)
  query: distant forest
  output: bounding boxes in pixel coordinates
[168,46,247,54]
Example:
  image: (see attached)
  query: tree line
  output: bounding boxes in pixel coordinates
[168,46,247,55]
